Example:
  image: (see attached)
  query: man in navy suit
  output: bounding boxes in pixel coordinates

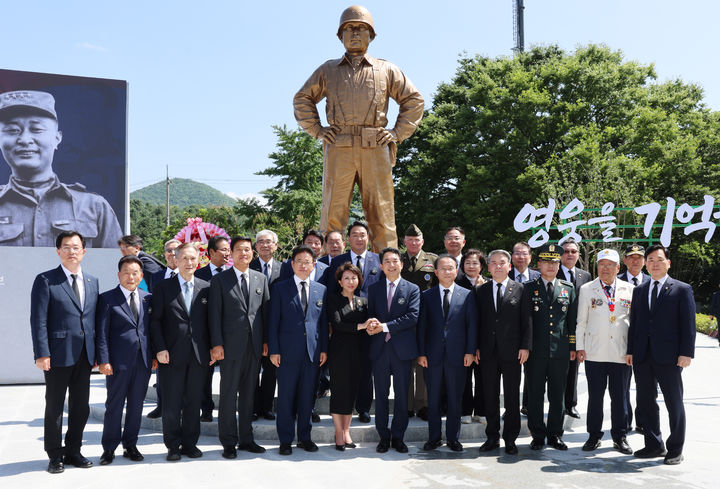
[209,236,269,458]
[150,243,213,461]
[627,245,696,465]
[617,243,650,433]
[318,230,346,266]
[31,230,98,473]
[96,255,154,465]
[268,245,328,455]
[326,221,383,423]
[194,235,231,422]
[367,247,420,453]
[146,238,180,419]
[417,254,477,452]
[250,229,282,421]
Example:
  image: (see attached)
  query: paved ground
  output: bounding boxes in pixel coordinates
[1,334,717,489]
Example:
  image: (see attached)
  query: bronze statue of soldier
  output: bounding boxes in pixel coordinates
[294,5,424,250]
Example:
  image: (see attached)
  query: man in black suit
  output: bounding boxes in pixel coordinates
[711,282,720,347]
[558,238,591,419]
[250,229,282,421]
[627,245,696,465]
[195,235,231,422]
[150,243,212,461]
[325,221,384,423]
[118,235,163,286]
[477,250,531,455]
[617,243,650,432]
[210,236,270,458]
[31,230,98,473]
[96,255,154,465]
[319,230,346,266]
[146,238,181,419]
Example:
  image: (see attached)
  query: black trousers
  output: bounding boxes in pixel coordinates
[218,342,260,447]
[43,347,92,459]
[527,356,568,439]
[461,362,485,416]
[585,360,630,441]
[201,364,216,416]
[159,358,207,451]
[254,356,277,415]
[481,356,521,442]
[565,358,579,409]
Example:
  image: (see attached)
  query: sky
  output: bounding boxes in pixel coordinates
[1,0,718,201]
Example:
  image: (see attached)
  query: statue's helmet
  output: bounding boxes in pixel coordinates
[337,5,376,40]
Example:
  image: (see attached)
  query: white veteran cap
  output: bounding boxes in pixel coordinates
[0,90,57,120]
[596,248,620,264]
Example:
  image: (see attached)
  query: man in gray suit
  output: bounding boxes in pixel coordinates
[210,236,270,458]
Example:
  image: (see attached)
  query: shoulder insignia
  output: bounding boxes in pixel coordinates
[67,182,88,191]
[558,279,573,286]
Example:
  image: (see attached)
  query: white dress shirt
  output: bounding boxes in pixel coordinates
[648,274,669,308]
[60,264,84,309]
[493,277,510,310]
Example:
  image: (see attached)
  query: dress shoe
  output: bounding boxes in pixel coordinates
[423,439,442,451]
[634,446,667,458]
[392,438,408,453]
[47,456,64,474]
[200,412,213,422]
[613,437,633,455]
[335,444,346,451]
[565,407,581,419]
[547,436,568,450]
[582,436,601,451]
[312,412,321,423]
[479,438,500,451]
[520,406,528,417]
[238,441,266,454]
[530,438,544,450]
[635,426,644,434]
[123,445,144,461]
[447,440,463,452]
[664,452,684,465]
[279,443,292,455]
[263,411,276,421]
[297,440,319,452]
[461,415,472,424]
[99,450,115,465]
[180,446,203,458]
[222,446,237,459]
[65,453,93,468]
[417,407,429,421]
[505,442,518,455]
[358,411,371,423]
[344,442,356,449]
[166,450,181,461]
[408,410,415,418]
[146,407,162,419]
[376,438,390,453]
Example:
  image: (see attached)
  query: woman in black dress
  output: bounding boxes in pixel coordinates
[457,249,487,424]
[327,262,370,451]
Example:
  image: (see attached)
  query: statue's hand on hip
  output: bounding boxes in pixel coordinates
[317,126,338,144]
[376,128,397,147]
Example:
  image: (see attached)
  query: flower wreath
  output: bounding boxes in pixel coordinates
[174,217,232,268]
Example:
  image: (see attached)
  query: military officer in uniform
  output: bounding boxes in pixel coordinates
[0,90,123,247]
[523,243,577,451]
[400,224,437,421]
[294,5,424,250]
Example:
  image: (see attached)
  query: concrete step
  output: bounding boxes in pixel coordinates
[89,375,582,443]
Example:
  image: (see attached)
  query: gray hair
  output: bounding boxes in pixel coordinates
[256,229,278,243]
[163,238,182,251]
[488,249,511,261]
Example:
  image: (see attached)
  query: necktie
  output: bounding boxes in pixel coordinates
[130,291,139,323]
[356,255,362,274]
[443,288,450,318]
[568,269,575,285]
[300,281,308,315]
[213,266,221,275]
[651,281,659,311]
[184,281,193,313]
[411,256,417,269]
[263,263,270,280]
[546,281,554,299]
[241,273,250,306]
[516,273,523,284]
[70,274,81,304]
[632,277,638,286]
[496,282,503,312]
[170,270,177,278]
[385,282,395,342]
[604,285,612,296]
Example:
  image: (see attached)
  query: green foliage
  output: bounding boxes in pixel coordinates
[696,313,718,337]
[131,178,238,207]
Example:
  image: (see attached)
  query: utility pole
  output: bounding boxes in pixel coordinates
[513,0,525,53]
[165,165,170,227]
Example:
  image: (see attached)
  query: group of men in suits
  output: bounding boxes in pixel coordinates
[30,225,695,470]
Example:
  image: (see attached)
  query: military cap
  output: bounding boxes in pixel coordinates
[624,243,645,257]
[404,223,422,237]
[596,248,620,264]
[0,90,57,120]
[537,243,562,262]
